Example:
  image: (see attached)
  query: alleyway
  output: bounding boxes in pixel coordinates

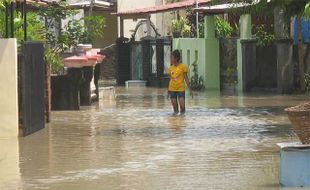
[1,87,308,190]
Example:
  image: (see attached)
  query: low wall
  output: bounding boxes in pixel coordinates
[256,45,277,88]
[0,39,18,137]
[173,38,220,90]
[173,38,206,86]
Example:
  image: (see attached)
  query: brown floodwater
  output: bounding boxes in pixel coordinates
[0,87,309,190]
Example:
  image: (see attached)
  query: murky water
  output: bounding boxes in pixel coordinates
[1,87,309,190]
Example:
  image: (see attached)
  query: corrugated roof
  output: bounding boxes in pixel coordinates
[69,0,115,8]
[115,0,211,16]
[194,0,260,14]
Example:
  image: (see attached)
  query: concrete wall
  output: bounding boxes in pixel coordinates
[0,138,20,187]
[0,39,18,137]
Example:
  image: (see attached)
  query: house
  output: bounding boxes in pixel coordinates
[117,0,194,39]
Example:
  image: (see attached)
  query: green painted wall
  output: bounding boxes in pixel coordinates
[205,38,220,90]
[204,16,215,39]
[172,15,220,91]
[173,38,206,84]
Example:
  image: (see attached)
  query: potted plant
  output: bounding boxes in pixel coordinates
[182,24,192,38]
[190,59,204,91]
[171,19,183,38]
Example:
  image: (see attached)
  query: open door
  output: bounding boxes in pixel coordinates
[19,42,45,136]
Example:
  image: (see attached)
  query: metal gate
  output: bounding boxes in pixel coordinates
[130,42,143,80]
[116,38,131,85]
[19,42,45,136]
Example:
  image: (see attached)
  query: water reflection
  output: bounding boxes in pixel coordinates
[0,87,309,190]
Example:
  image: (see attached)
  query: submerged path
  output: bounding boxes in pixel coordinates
[1,87,308,190]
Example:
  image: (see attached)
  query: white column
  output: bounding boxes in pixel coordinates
[0,38,18,137]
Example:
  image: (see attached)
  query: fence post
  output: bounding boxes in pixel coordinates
[204,15,220,90]
[237,14,253,94]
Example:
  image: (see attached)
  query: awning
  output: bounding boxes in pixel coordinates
[69,0,115,9]
[194,0,260,14]
[115,0,211,17]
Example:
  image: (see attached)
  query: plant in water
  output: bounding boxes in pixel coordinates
[190,59,204,91]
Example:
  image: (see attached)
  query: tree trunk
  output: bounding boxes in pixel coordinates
[297,16,306,91]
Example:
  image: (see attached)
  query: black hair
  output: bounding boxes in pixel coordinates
[172,49,181,62]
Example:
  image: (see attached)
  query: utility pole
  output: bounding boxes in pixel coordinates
[89,0,95,16]
[196,0,199,38]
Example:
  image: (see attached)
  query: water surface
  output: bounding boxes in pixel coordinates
[1,87,309,190]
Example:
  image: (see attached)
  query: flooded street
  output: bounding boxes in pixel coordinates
[1,87,309,190]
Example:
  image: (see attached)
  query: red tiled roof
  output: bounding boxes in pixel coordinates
[116,0,211,16]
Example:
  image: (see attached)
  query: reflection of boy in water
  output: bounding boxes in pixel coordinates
[167,50,193,114]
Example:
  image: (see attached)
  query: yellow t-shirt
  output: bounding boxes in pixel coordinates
[168,63,188,92]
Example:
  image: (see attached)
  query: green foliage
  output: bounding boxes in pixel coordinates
[37,2,77,21]
[0,0,4,8]
[198,22,204,38]
[84,16,105,43]
[254,25,275,47]
[0,2,105,74]
[0,10,46,48]
[230,0,309,20]
[61,19,86,51]
[182,24,191,37]
[304,2,310,18]
[45,46,64,74]
[215,17,234,38]
[198,16,234,38]
[36,3,105,73]
[190,59,204,91]
[171,17,191,38]
[14,13,46,43]
[37,2,105,51]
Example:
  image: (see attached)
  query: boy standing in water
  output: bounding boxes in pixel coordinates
[168,50,193,114]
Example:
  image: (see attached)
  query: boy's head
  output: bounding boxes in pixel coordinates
[171,50,181,65]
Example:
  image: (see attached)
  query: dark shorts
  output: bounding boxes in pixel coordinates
[169,91,185,99]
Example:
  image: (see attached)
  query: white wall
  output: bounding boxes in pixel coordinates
[118,0,184,38]
[0,39,18,137]
[0,138,20,188]
[118,0,159,38]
